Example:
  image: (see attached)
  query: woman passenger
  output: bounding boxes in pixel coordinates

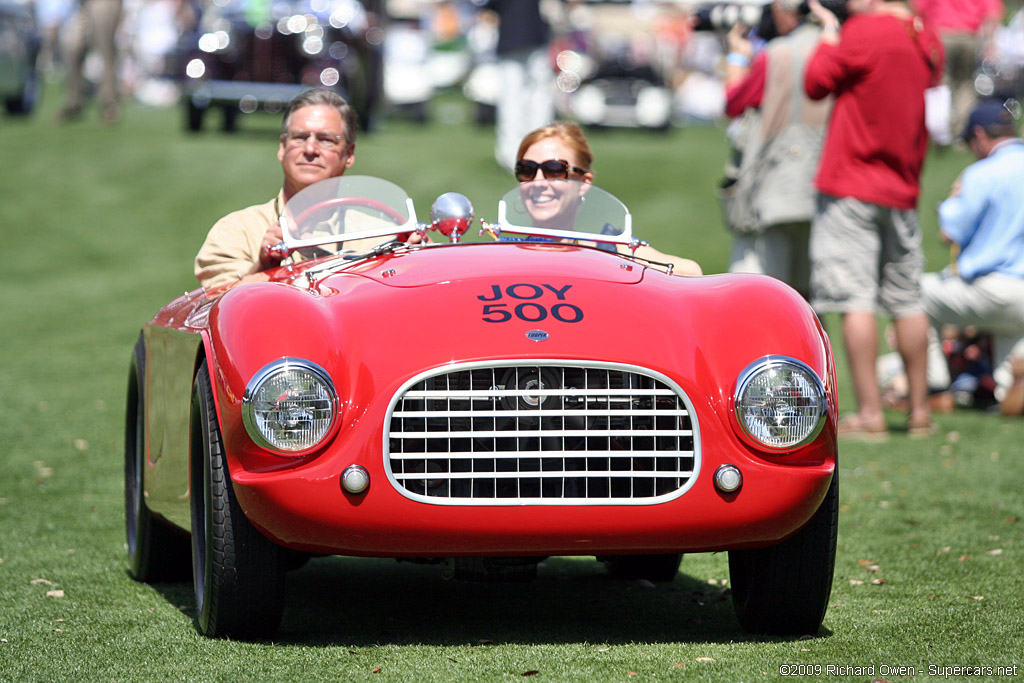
[514,123,702,276]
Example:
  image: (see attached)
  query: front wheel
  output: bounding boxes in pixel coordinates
[190,360,285,638]
[728,473,838,635]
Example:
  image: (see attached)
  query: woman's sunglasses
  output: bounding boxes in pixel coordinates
[514,159,588,182]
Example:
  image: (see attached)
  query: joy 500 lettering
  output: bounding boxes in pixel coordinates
[478,283,584,323]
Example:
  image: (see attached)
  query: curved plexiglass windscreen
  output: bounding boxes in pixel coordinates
[280,176,418,251]
[496,180,633,246]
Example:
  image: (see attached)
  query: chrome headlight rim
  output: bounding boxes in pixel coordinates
[733,355,827,452]
[241,358,339,456]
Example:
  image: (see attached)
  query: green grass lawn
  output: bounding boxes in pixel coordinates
[0,90,1021,681]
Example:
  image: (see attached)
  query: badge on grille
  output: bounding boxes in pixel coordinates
[526,329,549,342]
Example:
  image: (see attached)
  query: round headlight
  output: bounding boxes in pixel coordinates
[734,356,827,450]
[242,359,338,455]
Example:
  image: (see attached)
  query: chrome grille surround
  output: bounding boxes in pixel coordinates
[384,361,700,505]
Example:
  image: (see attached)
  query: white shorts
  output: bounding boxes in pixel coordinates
[922,270,1024,400]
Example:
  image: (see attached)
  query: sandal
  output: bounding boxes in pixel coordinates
[907,415,936,438]
[837,414,889,441]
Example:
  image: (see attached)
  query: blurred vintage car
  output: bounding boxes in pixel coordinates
[127,176,838,639]
[559,54,674,131]
[552,3,675,131]
[382,2,471,124]
[178,0,381,132]
[0,0,40,115]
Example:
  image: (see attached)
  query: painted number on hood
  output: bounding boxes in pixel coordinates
[478,284,584,323]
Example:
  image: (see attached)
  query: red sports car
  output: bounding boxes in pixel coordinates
[125,176,838,639]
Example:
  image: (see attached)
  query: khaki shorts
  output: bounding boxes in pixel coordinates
[810,194,924,317]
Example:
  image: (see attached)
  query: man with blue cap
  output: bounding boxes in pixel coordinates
[921,99,1024,415]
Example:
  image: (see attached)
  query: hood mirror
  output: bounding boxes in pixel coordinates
[430,192,474,243]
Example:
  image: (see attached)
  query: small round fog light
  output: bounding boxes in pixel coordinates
[714,464,742,493]
[341,465,370,494]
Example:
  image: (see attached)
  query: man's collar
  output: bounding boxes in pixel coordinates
[274,188,287,218]
[989,138,1023,157]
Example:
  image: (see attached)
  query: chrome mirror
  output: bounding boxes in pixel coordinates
[430,192,474,243]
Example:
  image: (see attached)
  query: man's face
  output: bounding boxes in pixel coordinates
[769,1,798,35]
[966,129,988,160]
[278,104,354,198]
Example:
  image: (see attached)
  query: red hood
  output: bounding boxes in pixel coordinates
[328,242,646,288]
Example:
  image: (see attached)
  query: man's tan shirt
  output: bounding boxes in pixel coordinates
[194,192,284,290]
[195,189,403,290]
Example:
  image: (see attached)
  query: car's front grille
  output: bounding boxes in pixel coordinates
[385,362,699,505]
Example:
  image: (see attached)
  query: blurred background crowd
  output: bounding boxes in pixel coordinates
[2,0,1020,134]
[2,0,1023,425]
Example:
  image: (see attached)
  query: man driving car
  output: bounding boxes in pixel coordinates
[194,89,359,290]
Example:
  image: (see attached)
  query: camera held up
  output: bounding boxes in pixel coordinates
[692,1,849,42]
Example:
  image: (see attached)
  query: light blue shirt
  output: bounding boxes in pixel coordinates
[939,138,1024,281]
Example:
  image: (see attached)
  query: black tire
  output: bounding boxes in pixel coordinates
[5,65,39,115]
[410,102,428,124]
[284,550,314,572]
[186,100,205,132]
[729,473,838,635]
[473,103,495,126]
[221,105,238,133]
[603,553,683,582]
[125,333,191,582]
[190,360,285,638]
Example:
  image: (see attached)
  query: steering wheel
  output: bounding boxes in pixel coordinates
[292,196,410,242]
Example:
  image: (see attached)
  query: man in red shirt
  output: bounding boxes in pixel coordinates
[804,0,944,439]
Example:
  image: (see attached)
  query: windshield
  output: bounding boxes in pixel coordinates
[280,176,418,252]
[279,177,636,254]
[495,180,633,246]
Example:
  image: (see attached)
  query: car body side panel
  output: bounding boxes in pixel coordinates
[141,291,211,530]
